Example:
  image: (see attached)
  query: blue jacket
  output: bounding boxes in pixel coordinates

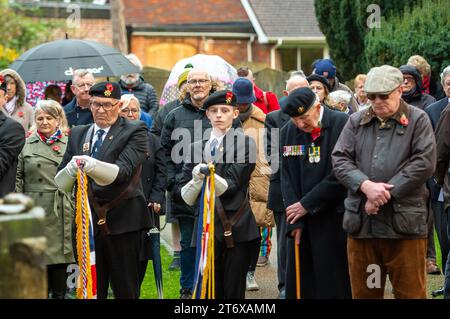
[63,98,94,128]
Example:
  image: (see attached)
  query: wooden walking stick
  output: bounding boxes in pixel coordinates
[294,230,301,299]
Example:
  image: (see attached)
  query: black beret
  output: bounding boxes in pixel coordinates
[307,74,331,92]
[89,81,121,99]
[203,90,237,109]
[281,87,318,117]
[0,75,6,93]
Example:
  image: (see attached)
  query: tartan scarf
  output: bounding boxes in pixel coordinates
[37,129,63,145]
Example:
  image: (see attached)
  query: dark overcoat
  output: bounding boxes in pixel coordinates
[280,107,351,299]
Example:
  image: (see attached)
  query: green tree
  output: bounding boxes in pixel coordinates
[364,0,450,83]
[0,3,61,69]
[314,0,421,80]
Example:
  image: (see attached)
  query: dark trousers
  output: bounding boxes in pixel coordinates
[178,216,196,291]
[432,200,449,268]
[444,208,450,299]
[274,210,287,293]
[95,231,141,299]
[47,263,69,299]
[285,213,351,299]
[248,232,261,272]
[427,203,437,260]
[215,238,260,299]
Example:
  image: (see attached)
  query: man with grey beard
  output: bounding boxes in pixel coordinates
[119,54,158,118]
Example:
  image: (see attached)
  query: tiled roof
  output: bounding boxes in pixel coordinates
[247,0,324,38]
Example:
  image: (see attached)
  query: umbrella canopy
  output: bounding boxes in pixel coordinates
[160,54,238,105]
[10,39,139,82]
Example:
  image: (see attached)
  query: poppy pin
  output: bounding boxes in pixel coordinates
[52,145,61,153]
[225,91,233,104]
[104,83,113,97]
[18,111,24,118]
[400,113,409,127]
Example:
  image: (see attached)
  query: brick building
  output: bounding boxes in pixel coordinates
[125,0,328,73]
[12,0,328,73]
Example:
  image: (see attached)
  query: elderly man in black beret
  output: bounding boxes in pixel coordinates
[55,81,150,299]
[280,87,351,299]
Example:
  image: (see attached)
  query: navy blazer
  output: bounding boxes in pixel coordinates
[425,97,449,200]
[58,117,150,235]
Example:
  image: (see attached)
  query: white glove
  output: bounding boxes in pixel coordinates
[214,174,228,196]
[181,178,204,206]
[73,155,97,173]
[192,163,208,181]
[66,158,79,177]
[72,155,119,186]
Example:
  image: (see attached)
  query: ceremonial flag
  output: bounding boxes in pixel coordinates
[192,165,216,299]
[75,170,97,299]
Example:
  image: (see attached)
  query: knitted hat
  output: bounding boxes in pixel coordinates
[314,59,336,79]
[232,78,256,104]
[178,63,194,89]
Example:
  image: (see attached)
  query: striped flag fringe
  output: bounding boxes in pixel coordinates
[192,164,216,299]
[75,170,97,299]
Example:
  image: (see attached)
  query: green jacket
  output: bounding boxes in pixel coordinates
[16,133,75,265]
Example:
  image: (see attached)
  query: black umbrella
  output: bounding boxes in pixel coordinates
[9,39,139,82]
[148,207,163,299]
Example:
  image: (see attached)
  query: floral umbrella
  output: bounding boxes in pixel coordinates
[160,54,238,105]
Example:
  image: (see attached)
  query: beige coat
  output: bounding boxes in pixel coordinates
[241,105,274,227]
[16,133,75,265]
[0,69,34,131]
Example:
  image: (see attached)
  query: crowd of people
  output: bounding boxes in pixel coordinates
[1,52,449,300]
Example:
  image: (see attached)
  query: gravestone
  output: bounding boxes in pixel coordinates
[0,193,46,299]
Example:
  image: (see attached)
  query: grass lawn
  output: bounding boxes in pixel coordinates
[140,244,180,299]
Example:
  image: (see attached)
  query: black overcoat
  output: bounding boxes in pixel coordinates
[280,107,351,299]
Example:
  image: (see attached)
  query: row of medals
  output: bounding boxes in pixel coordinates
[283,143,321,163]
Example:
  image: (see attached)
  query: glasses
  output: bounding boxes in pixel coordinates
[403,76,415,83]
[120,108,139,114]
[91,101,119,110]
[187,79,210,86]
[367,87,399,101]
[75,82,94,89]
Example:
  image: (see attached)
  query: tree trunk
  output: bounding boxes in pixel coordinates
[110,0,128,54]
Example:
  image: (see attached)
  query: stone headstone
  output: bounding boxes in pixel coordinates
[0,194,46,299]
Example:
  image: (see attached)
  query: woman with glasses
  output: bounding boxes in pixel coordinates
[16,100,74,299]
[120,94,166,286]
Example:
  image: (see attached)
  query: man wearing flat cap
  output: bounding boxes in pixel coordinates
[332,65,436,298]
[55,81,150,299]
[280,87,351,299]
[175,90,259,298]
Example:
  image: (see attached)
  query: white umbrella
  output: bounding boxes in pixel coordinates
[160,54,238,105]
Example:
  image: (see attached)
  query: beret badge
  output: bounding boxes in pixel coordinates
[297,106,305,114]
[225,91,233,104]
[104,83,113,97]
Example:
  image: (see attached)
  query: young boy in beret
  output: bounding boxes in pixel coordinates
[175,90,260,299]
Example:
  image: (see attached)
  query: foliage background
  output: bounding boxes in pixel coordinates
[0,2,62,69]
[314,0,449,85]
